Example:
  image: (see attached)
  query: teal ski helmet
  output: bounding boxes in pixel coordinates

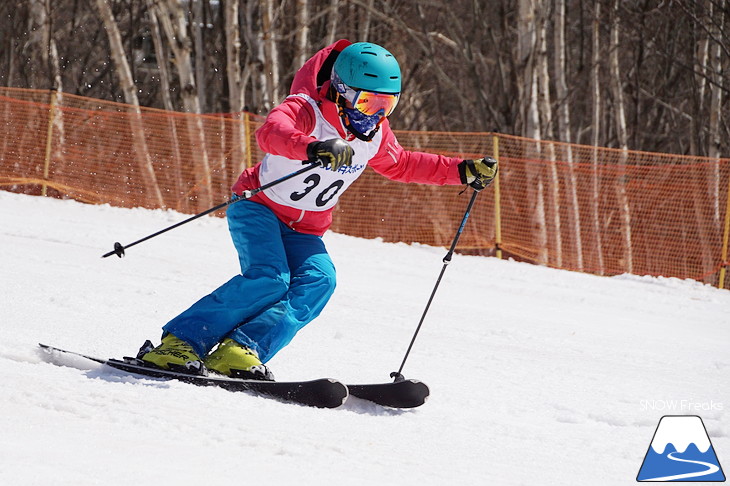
[332,42,401,94]
[330,42,401,141]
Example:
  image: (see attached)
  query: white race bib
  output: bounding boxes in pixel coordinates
[258,94,382,212]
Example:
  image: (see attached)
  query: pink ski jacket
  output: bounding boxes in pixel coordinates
[232,39,464,236]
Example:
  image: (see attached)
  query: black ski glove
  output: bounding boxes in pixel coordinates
[307,139,354,171]
[459,157,498,191]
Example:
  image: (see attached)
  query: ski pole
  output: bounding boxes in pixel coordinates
[391,189,480,382]
[102,160,323,258]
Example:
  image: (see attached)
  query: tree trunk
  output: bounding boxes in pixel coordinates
[147,2,174,112]
[536,3,562,268]
[146,0,184,194]
[591,0,605,275]
[517,0,548,265]
[224,0,243,109]
[609,0,633,274]
[45,0,65,179]
[518,0,540,140]
[691,0,710,156]
[294,0,310,68]
[707,0,723,225]
[261,0,280,107]
[223,0,243,108]
[246,1,267,113]
[224,0,246,174]
[42,0,62,94]
[554,0,583,271]
[150,0,213,208]
[152,0,200,114]
[5,22,15,87]
[326,0,338,46]
[28,0,67,191]
[94,0,165,208]
[695,2,710,106]
[361,0,374,40]
[28,0,50,89]
[191,0,207,113]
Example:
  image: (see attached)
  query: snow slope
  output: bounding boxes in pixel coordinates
[1,191,728,485]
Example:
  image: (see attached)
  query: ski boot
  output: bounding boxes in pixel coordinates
[140,334,205,375]
[205,338,274,381]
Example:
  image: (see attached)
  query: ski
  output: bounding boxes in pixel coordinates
[39,343,348,409]
[39,343,430,409]
[347,379,429,409]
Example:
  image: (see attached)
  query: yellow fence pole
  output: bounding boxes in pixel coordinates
[719,168,730,289]
[492,134,503,260]
[42,89,58,197]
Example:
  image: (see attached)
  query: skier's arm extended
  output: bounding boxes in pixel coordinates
[367,121,463,185]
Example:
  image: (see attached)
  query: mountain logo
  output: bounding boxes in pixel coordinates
[637,415,725,482]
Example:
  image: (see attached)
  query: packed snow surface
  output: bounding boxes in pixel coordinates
[1,191,728,485]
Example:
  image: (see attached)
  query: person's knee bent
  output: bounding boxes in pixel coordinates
[241,264,290,299]
[308,260,336,304]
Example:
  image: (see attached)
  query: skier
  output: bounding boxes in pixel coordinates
[141,40,497,379]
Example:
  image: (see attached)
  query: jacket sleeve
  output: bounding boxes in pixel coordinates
[255,96,318,162]
[368,120,464,185]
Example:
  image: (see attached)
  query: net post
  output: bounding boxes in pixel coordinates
[42,89,58,197]
[492,133,503,260]
[719,170,730,289]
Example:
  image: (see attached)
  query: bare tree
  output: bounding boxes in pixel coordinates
[591,0,605,275]
[4,0,730,282]
[295,0,310,67]
[691,1,711,156]
[243,1,267,113]
[150,0,201,114]
[147,3,174,111]
[609,0,633,273]
[225,0,244,113]
[28,0,66,194]
[3,0,730,158]
[360,0,375,40]
[191,0,207,113]
[94,0,165,208]
[707,0,724,225]
[325,0,339,46]
[224,0,248,173]
[146,0,184,192]
[554,0,583,271]
[535,2,563,268]
[149,0,213,207]
[517,0,549,265]
[261,0,281,107]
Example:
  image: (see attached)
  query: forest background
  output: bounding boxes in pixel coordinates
[2,0,730,289]
[1,0,728,158]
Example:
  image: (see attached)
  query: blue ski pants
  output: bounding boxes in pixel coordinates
[163,200,336,363]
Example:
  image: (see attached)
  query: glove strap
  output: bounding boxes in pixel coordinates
[458,159,477,184]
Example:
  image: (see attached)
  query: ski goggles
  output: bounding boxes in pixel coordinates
[332,72,400,117]
[351,90,400,117]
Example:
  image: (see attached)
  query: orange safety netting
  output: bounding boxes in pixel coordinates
[1,87,728,288]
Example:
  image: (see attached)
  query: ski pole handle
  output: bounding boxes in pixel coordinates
[102,160,323,258]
